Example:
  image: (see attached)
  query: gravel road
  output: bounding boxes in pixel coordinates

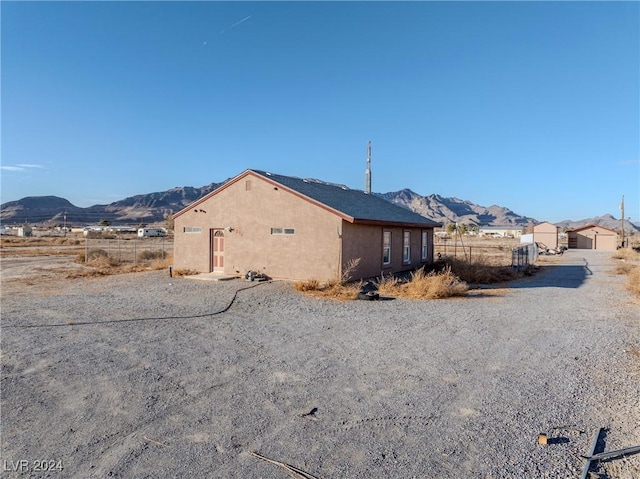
[1,250,638,478]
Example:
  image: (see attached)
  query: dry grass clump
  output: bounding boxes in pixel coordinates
[296,267,469,301]
[171,268,199,277]
[294,279,361,300]
[626,266,640,298]
[76,248,118,266]
[613,247,640,261]
[293,258,364,300]
[402,266,468,299]
[378,267,468,299]
[294,254,530,300]
[138,249,168,262]
[612,247,640,299]
[294,279,321,292]
[614,262,636,275]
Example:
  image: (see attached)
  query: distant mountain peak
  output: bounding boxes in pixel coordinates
[2,183,638,233]
[378,189,536,226]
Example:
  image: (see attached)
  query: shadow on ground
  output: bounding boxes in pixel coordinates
[509,263,590,289]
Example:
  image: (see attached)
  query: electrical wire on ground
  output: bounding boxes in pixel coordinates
[3,280,273,330]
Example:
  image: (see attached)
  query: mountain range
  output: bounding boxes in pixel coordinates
[1,180,638,233]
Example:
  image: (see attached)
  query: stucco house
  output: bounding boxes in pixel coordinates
[533,221,559,249]
[173,169,441,281]
[567,224,618,250]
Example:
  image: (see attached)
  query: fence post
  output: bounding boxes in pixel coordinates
[134,240,137,266]
[85,238,88,262]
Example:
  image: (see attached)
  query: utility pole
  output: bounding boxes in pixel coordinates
[365,140,372,194]
[620,195,625,248]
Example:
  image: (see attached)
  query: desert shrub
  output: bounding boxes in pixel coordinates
[375,275,402,296]
[611,248,640,299]
[401,266,468,299]
[293,278,361,300]
[615,262,635,275]
[293,259,363,299]
[88,255,119,268]
[138,249,166,262]
[88,248,108,258]
[626,265,640,298]
[296,267,469,301]
[612,247,638,261]
[294,279,321,291]
[75,248,119,267]
[150,256,173,270]
[340,258,361,283]
[171,268,199,277]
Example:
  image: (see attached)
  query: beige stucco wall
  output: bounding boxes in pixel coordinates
[533,222,559,249]
[568,226,618,250]
[174,173,343,280]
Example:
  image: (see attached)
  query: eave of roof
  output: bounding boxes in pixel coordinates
[567,223,619,233]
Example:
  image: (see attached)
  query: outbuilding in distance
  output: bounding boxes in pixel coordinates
[567,224,618,250]
[533,221,560,250]
[172,169,441,281]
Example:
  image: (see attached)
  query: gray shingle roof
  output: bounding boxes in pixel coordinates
[251,170,440,227]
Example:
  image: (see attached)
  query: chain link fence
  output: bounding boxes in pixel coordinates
[83,238,171,265]
[434,240,515,265]
[434,238,538,270]
[511,243,538,271]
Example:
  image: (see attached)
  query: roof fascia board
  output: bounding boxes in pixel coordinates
[569,224,619,233]
[352,219,442,228]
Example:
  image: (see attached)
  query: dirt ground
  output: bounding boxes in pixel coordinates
[1,249,638,478]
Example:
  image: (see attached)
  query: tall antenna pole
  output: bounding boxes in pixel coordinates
[365,140,372,194]
[620,195,625,248]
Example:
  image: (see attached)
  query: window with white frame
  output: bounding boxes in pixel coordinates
[421,230,428,260]
[271,228,295,235]
[403,231,411,264]
[183,227,202,233]
[382,231,391,265]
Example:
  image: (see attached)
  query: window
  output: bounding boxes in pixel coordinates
[403,231,411,264]
[421,230,428,260]
[271,228,295,235]
[382,231,391,265]
[183,227,202,233]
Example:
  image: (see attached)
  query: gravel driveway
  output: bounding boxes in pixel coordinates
[1,250,638,478]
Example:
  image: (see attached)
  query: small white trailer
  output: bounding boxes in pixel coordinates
[137,228,166,238]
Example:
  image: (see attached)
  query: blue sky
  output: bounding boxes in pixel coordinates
[2,1,638,223]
